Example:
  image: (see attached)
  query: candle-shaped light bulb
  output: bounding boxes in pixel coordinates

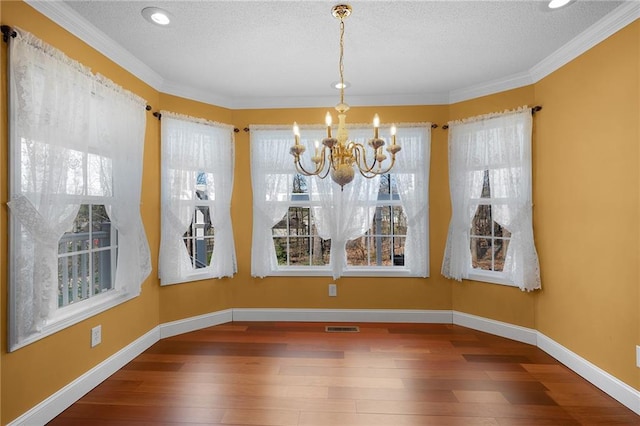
[373,114,380,139]
[293,122,300,144]
[390,124,397,145]
[325,112,332,138]
[314,139,320,155]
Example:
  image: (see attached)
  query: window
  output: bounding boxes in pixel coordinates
[182,173,215,269]
[58,204,117,307]
[159,113,236,285]
[442,107,541,291]
[251,124,430,279]
[8,30,151,351]
[346,174,407,267]
[272,174,330,267]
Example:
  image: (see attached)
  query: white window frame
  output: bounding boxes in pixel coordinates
[251,124,430,279]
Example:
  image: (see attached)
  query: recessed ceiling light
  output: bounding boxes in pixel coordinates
[141,7,172,26]
[548,0,572,9]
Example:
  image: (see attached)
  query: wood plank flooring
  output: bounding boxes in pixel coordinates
[49,322,639,425]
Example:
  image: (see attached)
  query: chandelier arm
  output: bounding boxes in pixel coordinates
[293,155,325,177]
[358,155,398,178]
[319,148,332,179]
[351,143,380,174]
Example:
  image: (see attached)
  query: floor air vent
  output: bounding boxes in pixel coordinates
[325,326,360,333]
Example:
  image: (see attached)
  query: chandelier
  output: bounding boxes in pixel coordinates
[289,4,401,189]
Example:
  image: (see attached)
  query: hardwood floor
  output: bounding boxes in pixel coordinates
[49,322,639,425]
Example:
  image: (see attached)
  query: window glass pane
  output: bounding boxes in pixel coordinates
[495,221,511,239]
[182,206,214,269]
[393,237,406,266]
[93,249,113,293]
[272,204,329,266]
[471,237,493,270]
[372,236,393,266]
[87,153,112,197]
[494,238,510,272]
[311,236,331,266]
[58,204,117,307]
[346,237,369,266]
[346,204,406,268]
[58,252,90,305]
[92,204,112,248]
[289,237,310,265]
[480,169,491,198]
[196,171,214,201]
[274,237,288,266]
[288,207,310,236]
[292,174,308,194]
[471,204,492,237]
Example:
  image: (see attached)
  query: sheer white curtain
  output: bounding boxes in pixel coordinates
[311,170,380,280]
[7,29,151,350]
[8,30,94,347]
[250,127,298,277]
[394,125,431,277]
[310,128,380,279]
[159,112,236,284]
[442,107,541,291]
[93,77,152,294]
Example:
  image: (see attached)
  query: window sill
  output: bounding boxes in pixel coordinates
[10,289,136,352]
[269,267,421,278]
[467,270,517,287]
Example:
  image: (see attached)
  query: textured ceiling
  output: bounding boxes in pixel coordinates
[45,0,630,108]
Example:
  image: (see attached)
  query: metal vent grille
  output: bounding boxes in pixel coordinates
[325,326,360,333]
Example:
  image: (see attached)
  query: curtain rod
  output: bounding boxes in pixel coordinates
[1,25,17,42]
[441,105,542,130]
[152,111,240,132]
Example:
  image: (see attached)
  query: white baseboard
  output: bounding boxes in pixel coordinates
[159,308,233,339]
[8,327,160,426]
[9,307,640,424]
[452,311,538,345]
[232,308,453,324]
[537,333,640,416]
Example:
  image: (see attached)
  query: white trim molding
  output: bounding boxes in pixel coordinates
[159,309,233,339]
[9,308,640,424]
[538,333,640,416]
[452,311,538,346]
[232,308,452,324]
[8,327,160,426]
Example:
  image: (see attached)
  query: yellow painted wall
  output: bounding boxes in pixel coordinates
[0,2,162,423]
[534,21,639,390]
[448,87,538,328]
[1,1,639,424]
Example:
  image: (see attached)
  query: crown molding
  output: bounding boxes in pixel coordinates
[24,0,640,109]
[529,1,640,83]
[24,0,165,90]
[448,71,534,105]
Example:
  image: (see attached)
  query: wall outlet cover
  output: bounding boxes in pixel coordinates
[91,325,102,347]
[328,284,337,297]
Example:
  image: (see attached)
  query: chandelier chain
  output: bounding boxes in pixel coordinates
[339,17,345,105]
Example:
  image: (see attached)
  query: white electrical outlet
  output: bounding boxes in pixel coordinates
[636,345,640,368]
[328,283,337,297]
[91,325,102,347]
